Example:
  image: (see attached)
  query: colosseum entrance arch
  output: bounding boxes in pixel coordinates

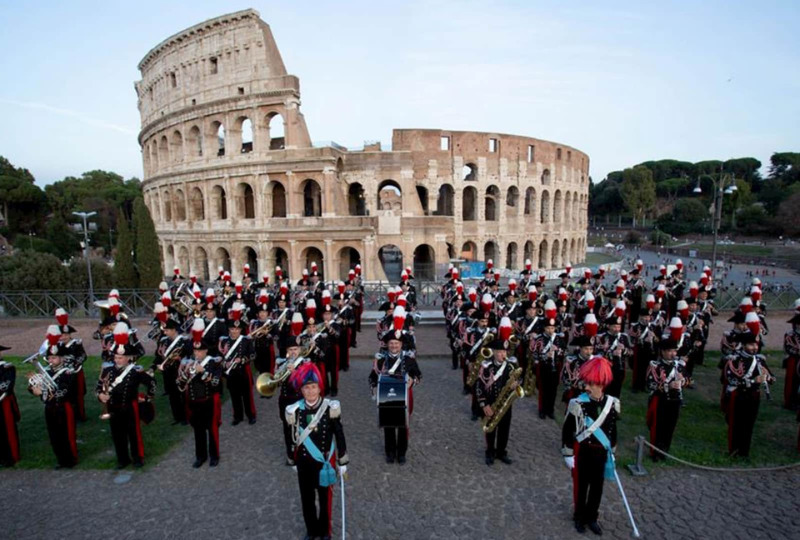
[538,240,548,269]
[506,242,518,270]
[194,246,209,281]
[348,183,366,216]
[243,246,259,278]
[524,241,534,266]
[337,246,361,278]
[378,244,403,283]
[484,241,498,264]
[378,180,402,212]
[301,247,324,278]
[302,180,322,217]
[215,247,231,273]
[435,184,454,216]
[413,244,435,281]
[461,241,477,262]
[271,247,289,280]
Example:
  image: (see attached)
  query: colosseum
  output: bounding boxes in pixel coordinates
[136,9,588,283]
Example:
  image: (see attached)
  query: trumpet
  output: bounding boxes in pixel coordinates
[27,361,59,400]
[99,372,111,420]
[250,308,289,339]
[146,321,163,341]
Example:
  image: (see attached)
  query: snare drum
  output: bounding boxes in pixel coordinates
[376,374,408,428]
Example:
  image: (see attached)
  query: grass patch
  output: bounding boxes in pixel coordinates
[611,350,798,469]
[3,355,189,470]
[584,251,621,267]
[690,243,775,258]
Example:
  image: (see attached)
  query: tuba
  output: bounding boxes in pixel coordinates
[482,367,525,433]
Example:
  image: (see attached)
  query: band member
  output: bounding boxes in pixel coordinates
[594,315,632,398]
[319,304,343,397]
[629,309,658,392]
[178,335,223,467]
[562,356,619,535]
[369,329,421,464]
[476,331,519,466]
[722,332,775,457]
[0,344,20,467]
[562,336,594,405]
[285,363,349,540]
[783,313,800,410]
[96,325,156,469]
[279,321,306,464]
[250,300,276,375]
[219,319,257,426]
[153,318,188,424]
[531,318,566,419]
[29,330,78,469]
[55,309,88,422]
[645,339,687,460]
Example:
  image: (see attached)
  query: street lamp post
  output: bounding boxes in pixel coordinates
[693,166,737,273]
[72,211,97,310]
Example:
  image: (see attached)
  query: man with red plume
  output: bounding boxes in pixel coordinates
[54,309,88,422]
[153,318,189,425]
[645,339,687,461]
[721,332,775,457]
[29,327,78,469]
[285,362,349,540]
[0,343,21,467]
[96,322,156,469]
[219,318,257,426]
[369,320,421,465]
[628,309,658,393]
[531,318,567,419]
[593,315,633,398]
[783,313,800,410]
[561,335,595,406]
[561,356,620,536]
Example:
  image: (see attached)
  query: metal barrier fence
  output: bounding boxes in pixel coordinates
[1,283,796,318]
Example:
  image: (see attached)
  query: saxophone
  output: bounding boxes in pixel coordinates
[466,331,494,387]
[482,367,525,433]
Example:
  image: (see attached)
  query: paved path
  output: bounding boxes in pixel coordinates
[1,326,798,539]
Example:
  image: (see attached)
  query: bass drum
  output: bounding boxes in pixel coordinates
[376,374,408,428]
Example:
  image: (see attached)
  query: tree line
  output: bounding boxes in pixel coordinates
[0,156,162,290]
[589,153,800,237]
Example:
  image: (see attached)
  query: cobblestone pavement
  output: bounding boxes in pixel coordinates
[2,324,799,539]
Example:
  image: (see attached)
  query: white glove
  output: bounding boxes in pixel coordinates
[339,465,348,476]
[291,465,297,473]
[564,456,575,470]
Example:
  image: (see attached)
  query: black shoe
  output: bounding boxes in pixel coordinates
[116,461,131,470]
[538,411,546,419]
[232,419,242,426]
[248,418,257,425]
[498,455,512,465]
[463,387,470,395]
[133,461,144,469]
[574,521,586,534]
[209,458,219,467]
[180,420,188,426]
[471,414,478,421]
[485,455,494,466]
[330,390,338,397]
[547,412,555,419]
[397,455,406,465]
[286,458,295,466]
[587,522,602,535]
[192,459,205,468]
[386,454,395,464]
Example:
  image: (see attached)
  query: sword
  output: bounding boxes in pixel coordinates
[611,454,641,538]
[340,471,346,540]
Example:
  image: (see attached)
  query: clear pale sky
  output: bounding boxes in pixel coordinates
[1,1,798,186]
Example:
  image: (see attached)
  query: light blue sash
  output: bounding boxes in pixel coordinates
[576,393,615,479]
[297,401,337,486]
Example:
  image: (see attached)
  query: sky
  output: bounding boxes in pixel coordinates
[1,0,798,186]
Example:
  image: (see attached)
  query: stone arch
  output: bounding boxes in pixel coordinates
[235,182,255,219]
[435,184,454,216]
[524,187,537,217]
[162,190,172,222]
[553,190,562,224]
[524,240,534,264]
[506,242,518,270]
[266,112,285,150]
[149,141,159,172]
[541,169,551,186]
[337,246,361,278]
[561,239,568,267]
[506,186,519,217]
[187,125,202,158]
[565,192,572,224]
[190,187,204,221]
[242,246,259,277]
[214,247,231,272]
[572,196,579,225]
[461,241,477,262]
[348,183,366,216]
[194,246,209,281]
[301,246,324,278]
[413,244,435,281]
[302,179,322,217]
[238,116,253,153]
[551,239,560,268]
[416,185,429,214]
[272,247,290,279]
[462,163,477,181]
[462,186,477,221]
[484,240,498,264]
[377,180,402,212]
[570,238,577,264]
[148,192,161,223]
[485,185,500,221]
[174,188,187,221]
[178,246,190,274]
[170,130,183,163]
[210,120,225,157]
[158,135,169,166]
[378,244,403,283]
[540,190,551,223]
[166,245,175,273]
[211,185,228,220]
[538,240,548,269]
[270,181,287,218]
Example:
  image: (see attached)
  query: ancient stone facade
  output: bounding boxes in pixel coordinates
[136,9,589,282]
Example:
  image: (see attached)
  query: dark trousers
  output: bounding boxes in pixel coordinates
[573,443,606,524]
[279,396,294,459]
[324,347,339,395]
[45,403,78,467]
[340,331,351,370]
[297,459,333,537]
[536,363,559,417]
[646,395,681,458]
[606,365,625,398]
[451,348,459,369]
[630,347,649,392]
[0,394,20,465]
[189,397,220,462]
[485,407,512,457]
[73,370,87,422]
[726,389,761,457]
[109,401,144,465]
[384,427,408,458]
[163,363,185,423]
[784,356,799,410]
[254,343,274,374]
[227,365,256,422]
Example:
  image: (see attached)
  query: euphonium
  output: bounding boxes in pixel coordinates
[482,367,525,433]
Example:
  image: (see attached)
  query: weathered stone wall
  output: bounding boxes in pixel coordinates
[136,9,588,283]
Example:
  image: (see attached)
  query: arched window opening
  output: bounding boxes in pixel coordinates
[540,191,551,224]
[484,241,497,264]
[348,183,366,216]
[271,182,286,218]
[506,242,518,270]
[462,186,477,221]
[188,125,202,157]
[434,184,454,216]
[541,169,551,186]
[524,187,536,216]
[485,185,499,221]
[538,240,548,269]
[240,118,253,153]
[462,163,477,181]
[302,179,322,217]
[461,241,477,262]
[416,185,429,215]
[211,185,227,220]
[267,113,285,150]
[413,244,435,281]
[190,188,204,221]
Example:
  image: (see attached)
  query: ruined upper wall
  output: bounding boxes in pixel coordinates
[135,9,296,129]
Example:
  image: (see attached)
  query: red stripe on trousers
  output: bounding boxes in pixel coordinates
[1,397,20,463]
[646,395,659,457]
[572,442,580,508]
[727,390,737,453]
[785,357,797,408]
[536,363,543,410]
[211,393,220,455]
[132,400,145,459]
[64,402,78,461]
[245,364,256,418]
[76,371,87,420]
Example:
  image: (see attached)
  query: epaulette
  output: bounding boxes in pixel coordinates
[481,360,492,368]
[328,399,341,418]
[132,364,144,372]
[567,398,583,417]
[611,396,621,413]
[285,401,300,425]
[507,356,519,365]
[675,359,686,367]
[649,360,659,367]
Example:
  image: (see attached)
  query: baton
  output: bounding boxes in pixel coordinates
[612,455,641,538]
[340,472,346,540]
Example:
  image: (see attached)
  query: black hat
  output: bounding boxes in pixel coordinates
[630,268,640,276]
[276,294,289,303]
[164,318,181,331]
[488,338,508,351]
[278,333,300,351]
[0,344,10,352]
[670,269,681,277]
[685,296,697,305]
[99,316,117,328]
[639,308,652,317]
[193,339,209,351]
[191,298,204,308]
[592,273,603,280]
[659,339,678,351]
[543,318,557,327]
[727,311,746,323]
[379,301,392,312]
[788,314,800,325]
[737,332,758,344]
[570,335,593,348]
[320,304,338,315]
[460,302,475,313]
[227,319,245,330]
[654,275,666,282]
[520,300,534,311]
[558,272,569,279]
[46,343,70,357]
[606,315,624,326]
[576,277,587,285]
[381,329,407,344]
[60,324,77,334]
